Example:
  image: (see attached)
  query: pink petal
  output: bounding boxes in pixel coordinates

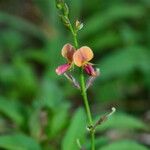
[84,64,97,76]
[56,64,70,75]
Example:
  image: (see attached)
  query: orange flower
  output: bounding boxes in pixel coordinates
[56,44,97,76]
[56,43,75,75]
[73,46,97,76]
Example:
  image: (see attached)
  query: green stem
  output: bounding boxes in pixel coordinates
[80,71,93,125]
[91,131,95,150]
[68,23,78,48]
[68,16,95,150]
[80,70,95,150]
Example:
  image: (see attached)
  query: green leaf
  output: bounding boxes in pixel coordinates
[0,134,42,150]
[80,5,145,39]
[0,97,24,125]
[86,137,109,150]
[62,108,86,150]
[67,0,83,20]
[36,77,65,110]
[0,12,46,40]
[98,47,150,81]
[13,59,38,98]
[29,109,42,140]
[33,0,52,17]
[0,117,8,133]
[96,113,147,131]
[87,31,121,51]
[23,49,48,64]
[94,80,124,102]
[99,140,149,150]
[0,30,24,51]
[49,104,69,138]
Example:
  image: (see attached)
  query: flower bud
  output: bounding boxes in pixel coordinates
[75,20,83,31]
[56,0,64,10]
[63,3,69,16]
[60,15,69,26]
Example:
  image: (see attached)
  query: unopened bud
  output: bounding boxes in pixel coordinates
[56,0,63,10]
[56,3,62,10]
[75,20,83,31]
[63,3,69,16]
[60,15,69,26]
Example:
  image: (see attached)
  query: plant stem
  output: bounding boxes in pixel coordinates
[80,72,93,125]
[80,70,95,150]
[68,22,78,48]
[91,131,95,150]
[68,17,95,150]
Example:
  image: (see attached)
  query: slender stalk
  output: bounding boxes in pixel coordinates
[91,131,95,150]
[68,22,78,48]
[67,13,95,150]
[80,71,93,125]
[80,70,95,150]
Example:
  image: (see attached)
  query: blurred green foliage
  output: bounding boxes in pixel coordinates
[0,0,150,150]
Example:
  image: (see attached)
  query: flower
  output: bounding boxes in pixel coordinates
[56,43,75,75]
[56,44,97,76]
[73,46,97,76]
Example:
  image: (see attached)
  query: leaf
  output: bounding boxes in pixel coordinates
[0,134,42,150]
[98,47,150,81]
[49,104,69,138]
[99,140,149,150]
[0,117,8,133]
[61,108,86,150]
[120,24,139,46]
[29,109,42,140]
[96,113,147,131]
[23,49,48,64]
[36,77,65,110]
[0,29,24,51]
[0,12,46,40]
[0,65,16,84]
[94,80,124,102]
[13,59,38,98]
[80,5,145,39]
[67,0,83,20]
[86,137,109,150]
[0,97,24,125]
[86,31,121,51]
[34,0,52,17]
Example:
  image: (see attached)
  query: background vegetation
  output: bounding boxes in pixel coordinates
[0,0,150,150]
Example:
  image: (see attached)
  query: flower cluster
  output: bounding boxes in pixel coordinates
[56,43,98,76]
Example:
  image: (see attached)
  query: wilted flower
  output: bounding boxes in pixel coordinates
[73,46,97,76]
[56,43,75,75]
[64,73,80,89]
[86,68,100,90]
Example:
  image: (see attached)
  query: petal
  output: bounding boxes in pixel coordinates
[73,46,94,67]
[61,43,76,62]
[55,64,70,75]
[84,64,97,76]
